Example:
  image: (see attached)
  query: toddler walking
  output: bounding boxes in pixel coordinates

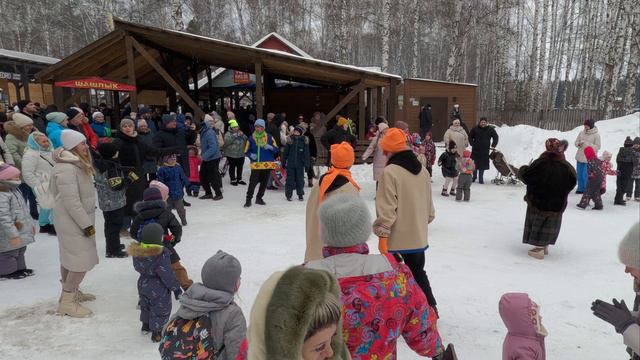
[157,154,189,226]
[499,292,546,360]
[438,142,459,196]
[456,149,475,201]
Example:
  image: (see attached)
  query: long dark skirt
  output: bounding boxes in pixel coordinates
[522,205,564,247]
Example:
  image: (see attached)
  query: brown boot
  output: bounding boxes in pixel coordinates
[527,247,545,260]
[77,289,96,302]
[57,291,92,318]
[171,261,193,290]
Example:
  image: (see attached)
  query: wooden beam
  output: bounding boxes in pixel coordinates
[388,81,397,121]
[359,88,366,140]
[206,66,214,110]
[366,87,373,122]
[255,60,263,119]
[129,36,204,120]
[125,35,138,110]
[376,87,383,119]
[325,82,366,122]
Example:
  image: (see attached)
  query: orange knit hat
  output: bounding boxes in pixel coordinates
[330,142,355,169]
[379,128,408,153]
[337,117,349,126]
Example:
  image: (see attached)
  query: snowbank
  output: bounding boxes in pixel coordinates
[494,113,640,167]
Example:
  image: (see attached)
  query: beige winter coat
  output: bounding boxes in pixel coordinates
[443,126,469,157]
[574,127,601,163]
[304,178,360,262]
[4,120,28,169]
[373,162,435,252]
[50,149,98,272]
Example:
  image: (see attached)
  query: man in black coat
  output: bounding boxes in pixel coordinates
[419,104,433,138]
[320,117,357,166]
[153,114,196,181]
[469,117,499,184]
[18,99,46,133]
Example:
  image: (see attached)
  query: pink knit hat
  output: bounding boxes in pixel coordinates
[0,163,21,180]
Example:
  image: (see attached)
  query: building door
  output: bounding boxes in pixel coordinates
[421,97,449,141]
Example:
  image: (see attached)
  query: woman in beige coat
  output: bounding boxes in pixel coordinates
[50,130,98,318]
[442,119,469,157]
[574,119,601,193]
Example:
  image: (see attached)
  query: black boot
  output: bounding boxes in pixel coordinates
[47,225,57,235]
[255,198,266,205]
[151,331,162,342]
[244,199,252,208]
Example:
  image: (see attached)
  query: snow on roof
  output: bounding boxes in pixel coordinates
[251,32,313,59]
[407,77,477,87]
[0,48,59,65]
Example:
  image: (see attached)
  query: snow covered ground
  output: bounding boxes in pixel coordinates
[0,114,639,359]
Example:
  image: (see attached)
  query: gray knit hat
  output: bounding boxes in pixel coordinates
[319,193,371,248]
[619,222,640,269]
[201,250,242,293]
[119,118,135,129]
[140,223,164,247]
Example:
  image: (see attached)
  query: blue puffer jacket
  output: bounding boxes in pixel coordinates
[91,122,112,138]
[245,131,279,169]
[46,122,66,149]
[157,164,189,199]
[200,123,222,161]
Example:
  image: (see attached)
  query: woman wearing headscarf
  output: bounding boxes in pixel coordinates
[442,118,469,157]
[519,138,577,260]
[574,119,601,193]
[361,122,389,183]
[21,132,55,235]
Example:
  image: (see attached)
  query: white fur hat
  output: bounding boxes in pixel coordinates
[619,222,640,269]
[12,113,33,128]
[60,130,86,150]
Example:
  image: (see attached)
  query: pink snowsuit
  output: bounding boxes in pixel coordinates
[499,293,546,360]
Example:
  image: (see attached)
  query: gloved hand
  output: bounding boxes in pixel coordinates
[249,153,257,161]
[163,234,174,243]
[378,237,388,254]
[591,298,635,333]
[263,144,274,151]
[173,289,182,300]
[83,226,96,237]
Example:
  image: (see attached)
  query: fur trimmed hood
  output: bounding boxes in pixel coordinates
[133,199,166,214]
[127,242,163,257]
[247,266,351,360]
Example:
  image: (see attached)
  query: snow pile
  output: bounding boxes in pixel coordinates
[494,113,640,167]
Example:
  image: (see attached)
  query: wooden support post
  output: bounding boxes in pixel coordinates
[191,60,200,106]
[366,87,373,122]
[388,81,397,121]
[255,61,263,119]
[376,87,383,119]
[325,82,366,122]
[21,64,30,100]
[359,88,366,140]
[130,36,204,120]
[124,35,138,111]
[206,66,214,111]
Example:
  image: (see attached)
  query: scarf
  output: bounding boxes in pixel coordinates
[322,243,369,258]
[319,167,360,202]
[253,130,267,147]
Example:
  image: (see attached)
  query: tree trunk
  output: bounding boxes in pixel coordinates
[624,7,639,109]
[381,0,391,72]
[446,0,463,82]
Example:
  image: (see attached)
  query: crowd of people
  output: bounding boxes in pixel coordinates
[0,98,638,360]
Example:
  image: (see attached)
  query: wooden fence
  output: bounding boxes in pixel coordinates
[478,109,627,131]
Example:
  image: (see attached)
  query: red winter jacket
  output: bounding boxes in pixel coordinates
[188,154,202,183]
[306,244,443,359]
[81,122,98,149]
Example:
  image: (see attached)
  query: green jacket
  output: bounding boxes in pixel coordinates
[223,131,248,158]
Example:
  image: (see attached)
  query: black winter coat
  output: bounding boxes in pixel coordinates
[438,151,459,178]
[267,122,281,147]
[320,125,357,150]
[419,107,433,133]
[617,146,635,180]
[153,126,196,176]
[130,199,183,262]
[469,125,499,170]
[282,136,310,169]
[304,128,318,158]
[520,152,577,212]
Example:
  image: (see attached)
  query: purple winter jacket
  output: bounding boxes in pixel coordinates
[499,293,546,360]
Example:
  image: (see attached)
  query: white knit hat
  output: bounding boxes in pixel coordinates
[12,113,33,128]
[60,130,86,150]
[319,193,372,248]
[619,222,640,269]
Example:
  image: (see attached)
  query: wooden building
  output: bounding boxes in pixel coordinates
[0,49,58,110]
[394,78,478,140]
[36,19,401,141]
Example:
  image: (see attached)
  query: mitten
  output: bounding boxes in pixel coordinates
[163,234,174,243]
[127,171,140,182]
[249,153,257,161]
[173,289,182,300]
[263,144,274,151]
[378,237,389,254]
[83,226,96,237]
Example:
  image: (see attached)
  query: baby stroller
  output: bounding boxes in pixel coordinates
[489,149,521,185]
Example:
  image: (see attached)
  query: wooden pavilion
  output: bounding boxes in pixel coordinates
[36,19,401,140]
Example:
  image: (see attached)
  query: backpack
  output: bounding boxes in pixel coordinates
[159,315,224,360]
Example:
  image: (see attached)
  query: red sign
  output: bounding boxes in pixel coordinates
[233,71,250,85]
[54,77,137,92]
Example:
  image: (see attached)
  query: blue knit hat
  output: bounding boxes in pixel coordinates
[254,119,266,128]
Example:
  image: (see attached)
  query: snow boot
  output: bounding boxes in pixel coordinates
[183,199,191,207]
[298,195,304,201]
[199,193,213,200]
[256,198,266,205]
[151,331,162,342]
[212,195,223,201]
[433,344,458,360]
[441,189,449,197]
[17,268,34,277]
[237,180,247,185]
[308,178,313,188]
[57,291,92,317]
[286,197,292,201]
[141,323,150,334]
[76,289,96,302]
[449,189,456,196]
[244,199,252,208]
[527,247,545,260]
[0,270,27,280]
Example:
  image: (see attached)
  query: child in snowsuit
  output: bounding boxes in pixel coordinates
[282,126,310,201]
[456,149,476,201]
[157,154,189,226]
[438,141,459,196]
[423,131,437,177]
[577,146,604,210]
[128,222,181,342]
[95,142,135,258]
[167,250,247,360]
[499,292,547,360]
[0,163,35,279]
[599,151,617,196]
[130,187,193,290]
[615,136,636,205]
[187,146,201,197]
[627,137,640,201]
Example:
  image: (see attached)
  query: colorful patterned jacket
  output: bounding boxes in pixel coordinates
[244,131,279,170]
[306,244,443,359]
[600,160,617,190]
